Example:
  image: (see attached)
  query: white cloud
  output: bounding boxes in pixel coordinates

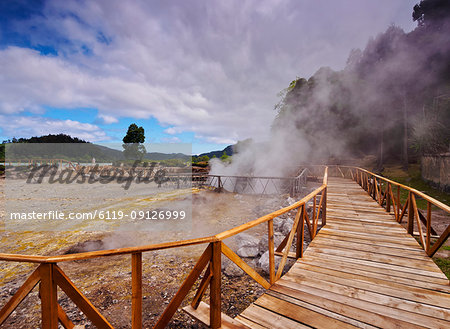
[97,114,118,124]
[0,0,418,144]
[164,127,178,135]
[0,115,109,142]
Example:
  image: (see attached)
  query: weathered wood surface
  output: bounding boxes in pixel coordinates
[238,177,450,328]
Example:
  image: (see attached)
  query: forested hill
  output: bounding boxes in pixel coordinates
[3,134,88,144]
[197,145,233,158]
[1,134,190,162]
[273,0,450,169]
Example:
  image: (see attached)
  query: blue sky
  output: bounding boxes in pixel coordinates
[0,0,418,154]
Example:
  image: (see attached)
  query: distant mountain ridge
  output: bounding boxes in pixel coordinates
[197,145,233,158]
[4,134,191,162]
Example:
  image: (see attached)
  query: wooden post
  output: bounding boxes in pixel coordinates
[386,183,391,213]
[312,196,316,227]
[322,188,327,226]
[210,242,221,329]
[296,205,305,259]
[218,176,222,191]
[426,202,431,252]
[268,220,275,284]
[40,263,58,329]
[397,186,400,220]
[131,253,142,329]
[407,192,414,235]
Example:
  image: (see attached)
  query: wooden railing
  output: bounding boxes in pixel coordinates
[6,159,78,171]
[0,168,328,328]
[331,165,450,257]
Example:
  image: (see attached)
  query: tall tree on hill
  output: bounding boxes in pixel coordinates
[122,124,146,160]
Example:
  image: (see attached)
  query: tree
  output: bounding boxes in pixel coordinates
[413,0,450,29]
[220,151,229,161]
[123,124,145,144]
[122,124,146,160]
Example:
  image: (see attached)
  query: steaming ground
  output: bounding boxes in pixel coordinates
[0,179,300,328]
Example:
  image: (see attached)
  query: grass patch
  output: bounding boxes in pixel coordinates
[442,245,450,251]
[381,164,450,209]
[433,257,450,279]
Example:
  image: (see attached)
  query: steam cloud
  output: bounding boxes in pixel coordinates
[211,10,450,176]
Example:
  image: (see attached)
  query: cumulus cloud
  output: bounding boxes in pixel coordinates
[0,115,109,142]
[0,0,417,144]
[97,114,118,124]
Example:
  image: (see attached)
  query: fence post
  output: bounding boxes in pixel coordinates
[268,220,275,284]
[386,183,391,213]
[407,192,414,235]
[296,205,305,258]
[210,241,221,328]
[132,253,142,329]
[40,263,58,329]
[322,188,327,226]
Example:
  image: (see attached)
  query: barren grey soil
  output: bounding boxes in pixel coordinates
[0,178,302,328]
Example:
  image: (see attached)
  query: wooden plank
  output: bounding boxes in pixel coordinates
[298,256,450,292]
[238,304,310,329]
[183,302,250,328]
[287,265,450,309]
[0,254,49,263]
[326,215,401,226]
[316,230,427,253]
[268,219,275,284]
[46,236,217,263]
[282,268,450,321]
[265,291,373,329]
[254,294,357,328]
[428,225,450,257]
[272,282,428,329]
[235,314,270,329]
[295,205,304,259]
[412,194,427,248]
[309,238,430,261]
[276,206,302,280]
[274,251,296,259]
[0,266,41,325]
[320,227,420,247]
[304,248,447,279]
[305,245,440,272]
[313,192,325,236]
[155,244,212,329]
[191,265,211,309]
[222,243,270,289]
[210,241,221,329]
[40,263,58,329]
[53,265,114,329]
[323,223,410,236]
[58,304,75,329]
[131,253,142,329]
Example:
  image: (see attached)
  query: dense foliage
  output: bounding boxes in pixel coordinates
[2,134,88,144]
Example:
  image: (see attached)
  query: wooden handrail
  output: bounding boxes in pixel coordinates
[335,165,449,258]
[215,184,326,240]
[339,166,450,212]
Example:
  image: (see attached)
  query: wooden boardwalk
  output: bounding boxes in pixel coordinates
[235,177,450,328]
